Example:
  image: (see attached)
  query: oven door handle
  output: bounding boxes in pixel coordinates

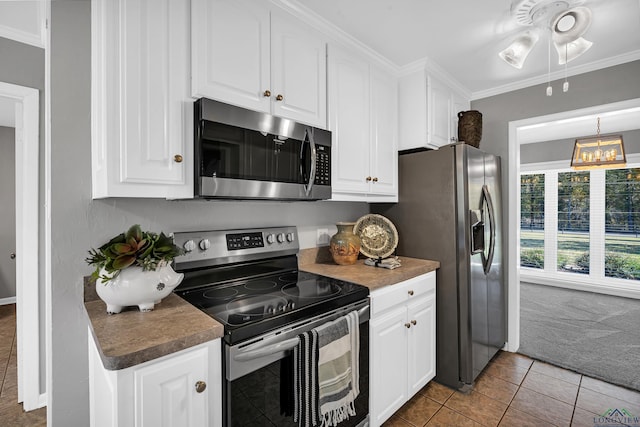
[233,337,300,362]
[233,304,369,362]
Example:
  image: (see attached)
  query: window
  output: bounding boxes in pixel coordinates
[520,174,544,269]
[605,168,640,281]
[520,158,640,291]
[557,172,589,275]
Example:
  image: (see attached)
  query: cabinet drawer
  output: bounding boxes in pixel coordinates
[370,272,435,316]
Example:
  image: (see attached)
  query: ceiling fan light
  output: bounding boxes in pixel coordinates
[499,31,539,69]
[555,37,593,64]
[552,7,592,45]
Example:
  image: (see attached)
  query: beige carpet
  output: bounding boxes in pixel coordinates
[518,282,640,392]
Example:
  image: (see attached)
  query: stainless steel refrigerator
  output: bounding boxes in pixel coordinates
[373,143,505,390]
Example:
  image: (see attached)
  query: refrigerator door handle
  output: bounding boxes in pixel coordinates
[482,184,496,275]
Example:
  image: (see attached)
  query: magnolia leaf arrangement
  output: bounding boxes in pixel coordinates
[86,224,185,283]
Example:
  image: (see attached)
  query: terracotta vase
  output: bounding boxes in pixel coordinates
[329,222,361,265]
[96,264,184,314]
[457,110,483,148]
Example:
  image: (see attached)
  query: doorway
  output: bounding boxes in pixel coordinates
[505,97,640,351]
[0,82,42,410]
[508,99,640,388]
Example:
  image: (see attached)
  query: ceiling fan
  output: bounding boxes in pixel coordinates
[499,0,593,69]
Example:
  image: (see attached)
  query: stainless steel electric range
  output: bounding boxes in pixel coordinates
[172,226,370,427]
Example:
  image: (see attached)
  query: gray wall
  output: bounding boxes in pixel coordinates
[521,128,640,164]
[471,60,640,300]
[0,126,16,299]
[0,36,46,391]
[49,1,369,425]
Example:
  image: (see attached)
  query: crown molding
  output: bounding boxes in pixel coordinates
[471,49,640,101]
[271,0,399,74]
[424,60,473,100]
[397,58,472,99]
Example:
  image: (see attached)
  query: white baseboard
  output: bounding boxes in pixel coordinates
[0,296,17,305]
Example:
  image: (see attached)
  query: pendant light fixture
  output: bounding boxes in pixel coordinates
[570,117,626,170]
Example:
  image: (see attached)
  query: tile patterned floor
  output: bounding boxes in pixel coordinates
[2,301,639,427]
[383,351,640,427]
[0,304,47,426]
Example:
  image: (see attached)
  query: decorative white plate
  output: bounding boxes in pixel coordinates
[353,214,399,259]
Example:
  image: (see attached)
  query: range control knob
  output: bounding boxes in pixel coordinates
[277,233,285,243]
[286,232,295,243]
[266,234,276,244]
[183,240,196,252]
[199,239,211,251]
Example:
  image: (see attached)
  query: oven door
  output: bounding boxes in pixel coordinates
[224,300,369,427]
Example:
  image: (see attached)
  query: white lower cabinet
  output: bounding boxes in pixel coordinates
[369,272,436,427]
[89,335,222,427]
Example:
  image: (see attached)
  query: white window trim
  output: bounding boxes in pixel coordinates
[520,155,640,299]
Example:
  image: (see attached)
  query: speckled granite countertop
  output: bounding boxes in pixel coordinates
[85,246,436,371]
[298,247,439,291]
[85,282,223,371]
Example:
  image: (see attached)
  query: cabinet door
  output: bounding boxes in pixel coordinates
[397,70,428,151]
[191,0,271,113]
[370,306,408,427]
[450,92,471,143]
[370,67,398,196]
[135,346,210,427]
[328,45,371,195]
[407,293,436,396]
[427,75,451,148]
[271,9,327,128]
[92,0,192,198]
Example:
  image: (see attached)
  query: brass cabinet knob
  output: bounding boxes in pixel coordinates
[411,320,417,325]
[174,154,183,163]
[263,90,271,97]
[404,323,411,329]
[366,176,372,182]
[276,94,284,101]
[372,177,379,183]
[195,381,207,393]
[408,290,414,296]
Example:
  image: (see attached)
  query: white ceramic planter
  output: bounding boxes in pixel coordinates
[95,265,184,314]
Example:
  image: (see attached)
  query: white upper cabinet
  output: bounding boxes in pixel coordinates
[328,46,371,196]
[191,0,271,114]
[328,44,398,202]
[270,9,327,127]
[398,68,470,151]
[370,67,398,197]
[192,0,327,128]
[0,0,46,48]
[91,0,193,199]
[427,75,452,147]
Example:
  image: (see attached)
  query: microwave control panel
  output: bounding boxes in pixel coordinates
[315,145,331,186]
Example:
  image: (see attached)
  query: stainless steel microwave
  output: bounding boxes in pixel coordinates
[194,98,331,200]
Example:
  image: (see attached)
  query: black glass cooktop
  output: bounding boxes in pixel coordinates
[176,269,369,345]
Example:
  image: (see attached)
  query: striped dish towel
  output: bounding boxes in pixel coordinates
[293,311,360,427]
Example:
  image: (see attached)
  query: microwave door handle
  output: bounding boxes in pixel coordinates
[302,129,317,197]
